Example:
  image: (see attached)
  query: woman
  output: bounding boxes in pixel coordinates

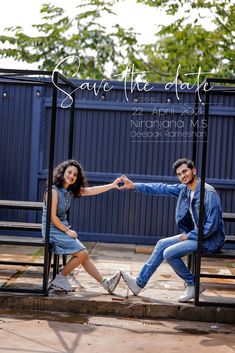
[42,159,121,293]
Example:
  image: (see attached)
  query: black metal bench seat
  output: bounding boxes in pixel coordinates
[0,200,66,294]
[188,212,235,306]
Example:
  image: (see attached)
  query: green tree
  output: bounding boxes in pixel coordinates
[0,0,234,83]
[136,0,235,82]
[0,0,138,79]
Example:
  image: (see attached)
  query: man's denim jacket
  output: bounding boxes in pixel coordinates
[135,180,225,253]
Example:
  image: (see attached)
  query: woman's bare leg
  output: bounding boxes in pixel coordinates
[60,257,81,276]
[60,250,103,282]
[82,256,103,282]
[60,250,87,276]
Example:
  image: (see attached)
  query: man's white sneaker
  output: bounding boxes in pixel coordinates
[121,270,142,295]
[178,283,205,303]
[102,271,121,294]
[51,274,76,292]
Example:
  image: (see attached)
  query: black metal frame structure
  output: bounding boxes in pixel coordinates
[0,68,77,295]
[192,77,235,307]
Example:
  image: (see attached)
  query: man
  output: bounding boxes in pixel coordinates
[119,158,225,302]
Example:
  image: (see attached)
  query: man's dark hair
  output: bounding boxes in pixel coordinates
[172,158,195,174]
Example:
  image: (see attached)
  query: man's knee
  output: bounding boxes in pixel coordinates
[163,248,173,261]
[155,238,168,251]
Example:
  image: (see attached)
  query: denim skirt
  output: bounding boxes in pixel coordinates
[42,220,86,255]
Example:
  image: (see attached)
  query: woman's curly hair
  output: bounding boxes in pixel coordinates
[53,160,87,197]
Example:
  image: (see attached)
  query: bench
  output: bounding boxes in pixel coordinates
[188,212,235,306]
[0,200,43,209]
[222,212,235,222]
[0,221,41,231]
[0,200,66,294]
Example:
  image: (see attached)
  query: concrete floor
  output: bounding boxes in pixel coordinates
[0,311,234,353]
[0,241,235,324]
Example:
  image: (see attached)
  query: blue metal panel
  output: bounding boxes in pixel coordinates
[29,87,43,201]
[40,105,71,171]
[0,82,33,223]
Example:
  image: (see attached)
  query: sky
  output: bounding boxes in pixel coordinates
[0,0,215,70]
[0,0,164,69]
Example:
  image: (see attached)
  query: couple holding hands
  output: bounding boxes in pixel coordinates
[42,158,225,303]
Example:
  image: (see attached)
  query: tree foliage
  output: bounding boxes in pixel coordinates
[0,0,234,83]
[137,0,235,82]
[0,0,138,79]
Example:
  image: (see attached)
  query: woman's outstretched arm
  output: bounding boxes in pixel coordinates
[80,177,121,196]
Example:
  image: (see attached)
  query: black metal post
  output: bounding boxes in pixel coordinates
[42,71,58,295]
[192,92,199,164]
[60,88,76,271]
[194,79,210,306]
[68,90,76,159]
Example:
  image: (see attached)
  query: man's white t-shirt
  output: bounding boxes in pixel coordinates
[189,190,197,228]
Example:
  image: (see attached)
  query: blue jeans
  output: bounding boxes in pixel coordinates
[136,234,198,288]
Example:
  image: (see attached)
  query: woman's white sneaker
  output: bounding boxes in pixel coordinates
[102,271,121,293]
[51,274,76,292]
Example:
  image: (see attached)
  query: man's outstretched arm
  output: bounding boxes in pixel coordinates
[118,175,183,197]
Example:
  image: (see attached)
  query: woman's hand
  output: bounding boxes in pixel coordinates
[65,229,77,239]
[117,175,135,190]
[111,177,122,189]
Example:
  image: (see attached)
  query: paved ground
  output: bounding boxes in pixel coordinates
[0,241,235,323]
[0,311,235,353]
